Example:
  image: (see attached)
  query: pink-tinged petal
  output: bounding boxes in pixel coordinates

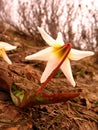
[0,42,17,51]
[38,43,72,92]
[25,47,52,61]
[40,55,60,83]
[69,49,94,61]
[37,27,56,46]
[60,58,76,87]
[55,32,64,46]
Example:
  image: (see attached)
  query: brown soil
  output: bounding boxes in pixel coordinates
[0,22,98,130]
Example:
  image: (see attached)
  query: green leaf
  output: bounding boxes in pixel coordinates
[36,96,44,102]
[10,85,25,106]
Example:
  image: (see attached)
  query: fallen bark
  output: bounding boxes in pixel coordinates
[0,63,79,108]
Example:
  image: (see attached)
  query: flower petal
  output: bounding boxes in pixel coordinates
[0,42,17,51]
[37,27,56,46]
[25,47,52,61]
[55,32,64,46]
[40,54,60,83]
[0,49,12,64]
[69,49,94,61]
[60,58,76,87]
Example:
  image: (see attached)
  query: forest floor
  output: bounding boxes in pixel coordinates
[0,22,98,130]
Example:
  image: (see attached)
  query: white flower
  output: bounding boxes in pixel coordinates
[0,42,17,64]
[25,27,94,87]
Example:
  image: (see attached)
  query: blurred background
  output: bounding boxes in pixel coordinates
[0,0,98,50]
